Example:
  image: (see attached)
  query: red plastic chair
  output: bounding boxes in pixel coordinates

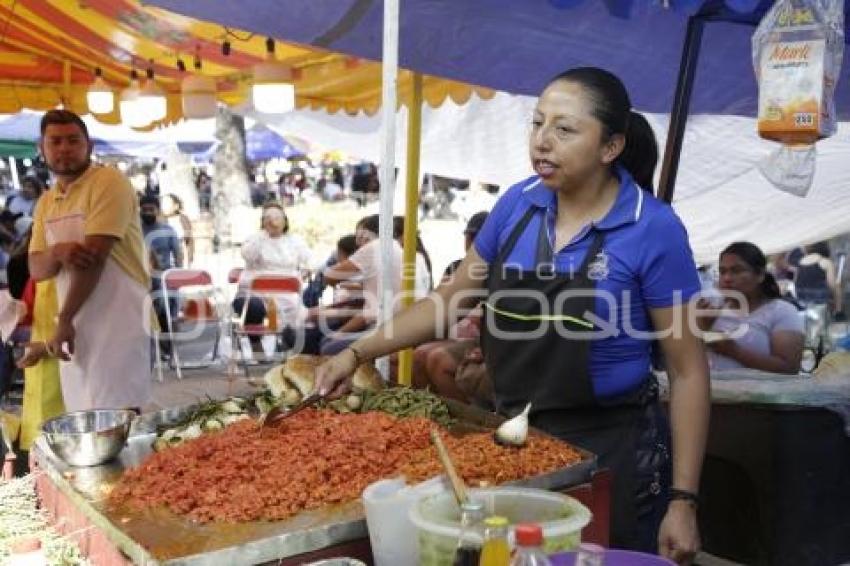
[158,268,222,381]
[231,271,304,369]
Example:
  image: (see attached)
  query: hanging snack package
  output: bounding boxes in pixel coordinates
[752,0,844,196]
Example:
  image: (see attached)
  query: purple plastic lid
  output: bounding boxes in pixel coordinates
[549,550,677,566]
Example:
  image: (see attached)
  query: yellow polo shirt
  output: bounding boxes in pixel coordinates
[30,164,149,288]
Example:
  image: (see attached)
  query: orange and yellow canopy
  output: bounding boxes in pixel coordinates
[0,0,492,124]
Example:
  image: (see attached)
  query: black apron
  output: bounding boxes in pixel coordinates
[480,206,671,551]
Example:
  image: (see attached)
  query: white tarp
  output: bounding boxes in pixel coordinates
[245,93,850,265]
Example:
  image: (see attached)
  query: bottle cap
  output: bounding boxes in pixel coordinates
[483,515,509,528]
[514,523,544,546]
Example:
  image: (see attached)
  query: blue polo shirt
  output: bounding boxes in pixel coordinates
[474,167,701,399]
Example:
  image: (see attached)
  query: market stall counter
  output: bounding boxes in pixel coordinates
[30,398,611,565]
[663,370,850,566]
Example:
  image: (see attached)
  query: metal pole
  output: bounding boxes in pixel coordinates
[376,0,399,379]
[397,72,423,387]
[9,157,20,190]
[657,16,705,203]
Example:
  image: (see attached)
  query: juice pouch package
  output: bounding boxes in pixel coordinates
[753,0,844,144]
[752,0,844,197]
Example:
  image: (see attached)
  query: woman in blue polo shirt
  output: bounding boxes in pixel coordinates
[317,67,709,563]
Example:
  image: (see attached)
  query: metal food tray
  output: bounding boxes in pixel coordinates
[32,400,596,565]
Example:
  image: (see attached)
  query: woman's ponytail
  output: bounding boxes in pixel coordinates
[619,111,659,194]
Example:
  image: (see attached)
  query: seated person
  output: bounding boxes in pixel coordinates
[412,211,489,400]
[700,242,804,374]
[303,234,359,308]
[317,214,431,355]
[233,203,312,355]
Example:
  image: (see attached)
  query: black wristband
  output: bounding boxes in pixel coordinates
[669,488,699,507]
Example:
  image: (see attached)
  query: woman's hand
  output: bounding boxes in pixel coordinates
[706,337,738,358]
[315,348,359,398]
[658,501,700,564]
[694,298,722,332]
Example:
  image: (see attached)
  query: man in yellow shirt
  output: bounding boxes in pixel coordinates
[28,110,151,411]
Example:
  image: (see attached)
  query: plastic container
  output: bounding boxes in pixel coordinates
[549,549,676,566]
[409,487,591,566]
[362,476,448,566]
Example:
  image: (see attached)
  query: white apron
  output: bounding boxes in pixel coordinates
[46,214,151,412]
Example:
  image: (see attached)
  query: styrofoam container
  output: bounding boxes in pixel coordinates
[409,487,591,566]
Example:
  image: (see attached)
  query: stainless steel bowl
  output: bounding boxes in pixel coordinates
[42,409,136,467]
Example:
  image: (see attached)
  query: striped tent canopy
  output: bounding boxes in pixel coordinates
[0,0,493,125]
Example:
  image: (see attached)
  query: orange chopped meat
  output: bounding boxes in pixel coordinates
[108,409,580,523]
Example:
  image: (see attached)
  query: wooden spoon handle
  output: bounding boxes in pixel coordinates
[430,429,468,506]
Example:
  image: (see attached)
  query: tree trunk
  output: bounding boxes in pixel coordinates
[160,147,200,220]
[212,106,251,248]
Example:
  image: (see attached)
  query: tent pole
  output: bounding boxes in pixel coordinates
[9,157,20,190]
[376,0,399,380]
[657,16,704,203]
[397,72,423,387]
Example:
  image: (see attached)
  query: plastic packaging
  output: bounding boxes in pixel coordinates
[753,0,844,144]
[574,543,605,566]
[752,0,844,196]
[510,523,552,566]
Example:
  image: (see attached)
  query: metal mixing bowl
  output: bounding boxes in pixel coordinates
[42,409,136,467]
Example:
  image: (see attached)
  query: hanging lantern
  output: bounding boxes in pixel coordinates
[138,66,167,123]
[86,68,114,114]
[251,38,295,114]
[181,56,217,119]
[119,71,148,128]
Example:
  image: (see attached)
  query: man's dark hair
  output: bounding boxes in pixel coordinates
[139,195,160,209]
[40,109,90,140]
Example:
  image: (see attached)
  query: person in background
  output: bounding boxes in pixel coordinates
[795,241,844,318]
[26,109,151,412]
[319,214,431,355]
[195,170,212,212]
[234,202,312,356]
[161,194,194,267]
[140,195,183,358]
[5,176,44,217]
[413,211,489,401]
[700,241,804,374]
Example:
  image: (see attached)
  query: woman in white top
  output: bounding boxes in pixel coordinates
[233,203,312,351]
[701,242,804,374]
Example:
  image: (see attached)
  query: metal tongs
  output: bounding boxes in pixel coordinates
[258,391,324,430]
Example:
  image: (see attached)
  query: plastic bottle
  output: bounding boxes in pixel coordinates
[509,523,552,566]
[574,542,605,566]
[452,500,486,566]
[479,515,511,566]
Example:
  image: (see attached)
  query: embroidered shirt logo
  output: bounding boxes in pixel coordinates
[587,249,610,281]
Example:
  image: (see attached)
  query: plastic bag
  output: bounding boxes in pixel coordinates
[757,143,818,197]
[753,0,844,144]
[752,0,844,196]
